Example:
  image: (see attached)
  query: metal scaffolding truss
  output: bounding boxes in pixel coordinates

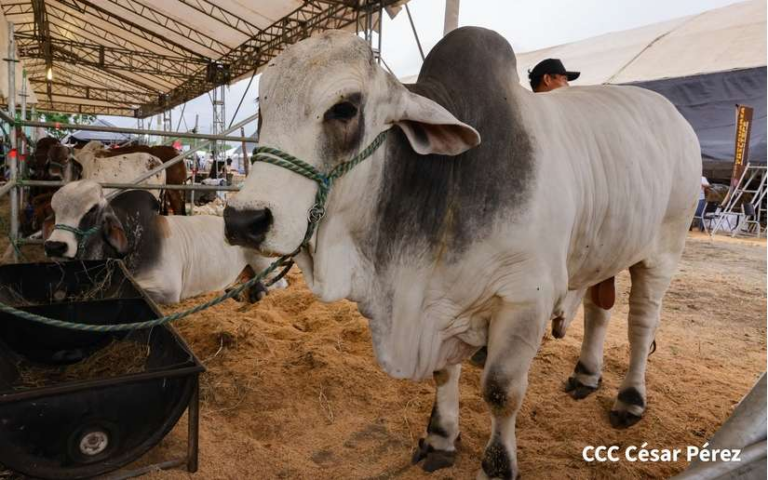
[54,0,227,58]
[27,79,153,105]
[16,33,211,78]
[138,0,395,117]
[0,0,404,118]
[33,98,139,116]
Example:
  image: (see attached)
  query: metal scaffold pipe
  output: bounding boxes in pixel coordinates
[22,180,240,192]
[6,21,18,262]
[16,119,253,143]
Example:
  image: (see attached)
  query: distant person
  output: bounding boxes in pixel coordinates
[208,158,227,180]
[528,58,580,92]
[693,176,711,231]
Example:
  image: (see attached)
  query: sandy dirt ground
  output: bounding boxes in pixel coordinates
[129,232,765,480]
[0,203,765,479]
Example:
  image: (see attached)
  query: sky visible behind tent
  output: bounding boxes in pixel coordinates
[99,0,747,138]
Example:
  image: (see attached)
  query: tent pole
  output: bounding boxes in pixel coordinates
[404,4,425,61]
[7,21,18,262]
[443,0,460,36]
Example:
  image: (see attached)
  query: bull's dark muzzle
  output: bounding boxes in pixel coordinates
[223,206,272,249]
[44,240,68,258]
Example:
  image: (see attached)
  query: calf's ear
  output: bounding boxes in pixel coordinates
[102,212,129,255]
[70,160,84,181]
[388,90,481,156]
[42,216,54,241]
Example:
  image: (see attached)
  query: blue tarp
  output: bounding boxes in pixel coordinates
[629,67,766,166]
[64,119,133,144]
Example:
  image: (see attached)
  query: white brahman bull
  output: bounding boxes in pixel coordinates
[223,27,701,479]
[44,180,285,305]
[47,140,166,200]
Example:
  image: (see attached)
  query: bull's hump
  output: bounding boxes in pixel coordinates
[416,27,519,90]
[370,29,534,266]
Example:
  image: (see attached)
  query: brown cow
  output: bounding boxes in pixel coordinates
[20,137,61,236]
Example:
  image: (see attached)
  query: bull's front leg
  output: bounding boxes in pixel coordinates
[479,304,547,480]
[412,363,462,472]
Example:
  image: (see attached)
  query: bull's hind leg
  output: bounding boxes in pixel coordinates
[479,304,548,480]
[610,256,677,428]
[565,293,611,399]
[412,364,462,472]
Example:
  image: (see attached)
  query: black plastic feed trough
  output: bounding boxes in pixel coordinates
[0,260,204,479]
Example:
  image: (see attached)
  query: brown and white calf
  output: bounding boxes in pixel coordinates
[47,140,166,200]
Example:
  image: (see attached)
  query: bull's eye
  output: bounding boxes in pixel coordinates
[324,101,358,122]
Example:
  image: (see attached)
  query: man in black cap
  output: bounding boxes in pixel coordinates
[528,58,580,93]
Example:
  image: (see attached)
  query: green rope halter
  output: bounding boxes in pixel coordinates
[251,129,389,253]
[0,130,389,332]
[53,224,100,256]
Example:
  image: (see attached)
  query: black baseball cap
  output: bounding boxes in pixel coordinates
[528,58,580,82]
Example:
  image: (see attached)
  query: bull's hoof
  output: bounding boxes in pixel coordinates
[422,450,456,472]
[564,376,601,400]
[552,316,566,338]
[610,387,645,428]
[247,282,269,303]
[412,438,456,473]
[476,471,521,480]
[227,281,268,303]
[469,347,488,368]
[609,409,643,429]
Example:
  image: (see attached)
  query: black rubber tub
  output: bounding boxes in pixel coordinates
[0,260,204,479]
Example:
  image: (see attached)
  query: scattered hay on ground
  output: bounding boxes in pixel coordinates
[121,233,766,480]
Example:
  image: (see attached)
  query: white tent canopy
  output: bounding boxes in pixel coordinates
[0,0,404,117]
[516,0,766,88]
[0,17,36,106]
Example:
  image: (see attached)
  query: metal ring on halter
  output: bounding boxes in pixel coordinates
[307,204,326,224]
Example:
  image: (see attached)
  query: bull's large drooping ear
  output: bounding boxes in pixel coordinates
[390,90,481,156]
[102,212,129,255]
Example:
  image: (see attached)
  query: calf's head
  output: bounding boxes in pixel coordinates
[47,144,82,181]
[44,180,129,260]
[225,30,480,255]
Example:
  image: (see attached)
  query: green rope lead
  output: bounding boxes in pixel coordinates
[0,256,292,332]
[0,216,26,262]
[0,130,389,332]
